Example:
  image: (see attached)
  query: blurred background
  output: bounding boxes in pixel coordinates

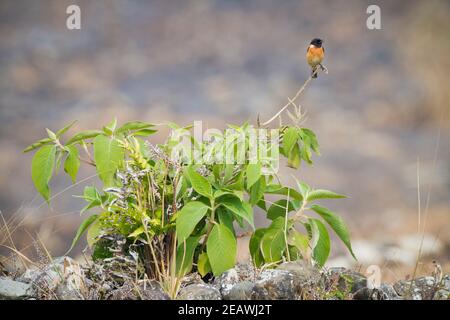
[1,0,449,282]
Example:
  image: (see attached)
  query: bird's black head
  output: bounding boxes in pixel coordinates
[310,38,323,47]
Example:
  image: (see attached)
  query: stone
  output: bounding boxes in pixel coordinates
[139,281,170,300]
[213,268,239,299]
[32,256,86,300]
[252,269,296,300]
[226,281,255,300]
[0,277,35,299]
[107,280,169,300]
[394,276,436,300]
[441,274,450,291]
[180,272,204,286]
[353,283,400,300]
[177,284,221,300]
[18,267,41,283]
[277,261,322,287]
[352,287,374,300]
[327,268,367,294]
[378,283,401,300]
[108,282,136,300]
[433,289,450,300]
[234,262,257,281]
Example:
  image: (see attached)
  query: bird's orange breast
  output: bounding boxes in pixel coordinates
[306,46,324,66]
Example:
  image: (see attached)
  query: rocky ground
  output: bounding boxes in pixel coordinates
[1,257,448,300]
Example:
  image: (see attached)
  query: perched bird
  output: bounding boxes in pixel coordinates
[306,38,325,78]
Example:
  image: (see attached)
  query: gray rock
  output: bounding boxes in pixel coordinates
[18,267,41,283]
[177,284,221,300]
[226,281,255,300]
[352,287,374,300]
[108,282,136,300]
[378,283,401,300]
[394,276,437,300]
[140,282,170,300]
[441,274,450,291]
[33,256,86,300]
[353,283,400,300]
[277,261,322,287]
[433,289,450,300]
[252,269,296,300]
[327,268,367,294]
[213,268,239,299]
[234,262,257,281]
[108,281,169,300]
[0,277,35,299]
[180,272,204,287]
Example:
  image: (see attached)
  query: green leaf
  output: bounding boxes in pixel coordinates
[92,239,113,261]
[197,252,212,277]
[260,217,290,262]
[45,128,57,141]
[31,145,57,203]
[116,121,155,134]
[300,128,320,154]
[80,186,101,202]
[283,127,299,154]
[217,208,235,236]
[309,218,330,266]
[310,204,356,259]
[102,118,117,135]
[93,135,124,187]
[56,120,77,138]
[55,150,63,173]
[246,163,261,189]
[214,189,235,199]
[300,144,313,165]
[249,228,266,267]
[219,195,254,229]
[176,201,209,242]
[265,184,303,202]
[287,143,301,169]
[185,166,213,199]
[207,223,237,276]
[130,129,157,137]
[64,145,80,183]
[306,189,346,202]
[128,226,145,238]
[249,176,266,206]
[176,236,200,276]
[86,218,102,248]
[23,138,53,153]
[288,230,309,257]
[66,130,104,145]
[294,179,310,199]
[66,214,99,254]
[266,199,295,220]
[227,171,245,191]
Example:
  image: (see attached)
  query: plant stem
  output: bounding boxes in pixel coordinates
[260,65,328,127]
[201,199,215,252]
[260,76,313,127]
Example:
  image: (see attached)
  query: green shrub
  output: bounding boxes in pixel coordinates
[25,114,355,287]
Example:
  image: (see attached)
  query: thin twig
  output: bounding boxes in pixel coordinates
[260,76,312,127]
[260,65,327,127]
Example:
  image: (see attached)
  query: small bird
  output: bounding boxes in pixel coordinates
[306,38,325,78]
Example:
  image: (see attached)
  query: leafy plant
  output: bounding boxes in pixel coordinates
[25,71,355,296]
